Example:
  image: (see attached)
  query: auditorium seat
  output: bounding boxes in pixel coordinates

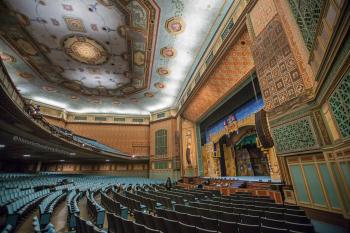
[261,225,289,233]
[286,221,315,233]
[122,218,135,233]
[196,227,217,233]
[134,222,146,233]
[164,218,180,233]
[240,214,260,225]
[153,216,167,232]
[143,213,156,229]
[237,223,260,233]
[201,216,218,230]
[218,220,238,233]
[178,222,196,233]
[261,217,286,228]
[144,226,161,233]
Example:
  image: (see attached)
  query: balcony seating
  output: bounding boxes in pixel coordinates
[32,216,56,233]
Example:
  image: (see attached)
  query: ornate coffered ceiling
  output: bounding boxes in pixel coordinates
[0,0,233,114]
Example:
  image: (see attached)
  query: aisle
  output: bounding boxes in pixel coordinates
[15,209,39,233]
[78,196,89,220]
[51,198,68,233]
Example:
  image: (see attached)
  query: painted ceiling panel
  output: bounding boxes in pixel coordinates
[0,0,234,114]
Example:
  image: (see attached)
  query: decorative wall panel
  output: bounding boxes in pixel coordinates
[183,31,255,122]
[252,17,306,111]
[271,116,319,154]
[328,73,350,138]
[249,0,277,36]
[288,0,325,51]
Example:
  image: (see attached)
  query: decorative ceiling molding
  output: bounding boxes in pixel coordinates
[0,0,234,114]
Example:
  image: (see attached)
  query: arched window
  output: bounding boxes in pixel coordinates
[155,129,167,158]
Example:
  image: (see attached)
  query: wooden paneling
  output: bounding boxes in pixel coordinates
[66,123,149,155]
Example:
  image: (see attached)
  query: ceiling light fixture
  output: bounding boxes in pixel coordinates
[23,154,31,157]
[60,159,65,162]
[105,159,110,162]
[69,152,76,156]
[0,144,5,148]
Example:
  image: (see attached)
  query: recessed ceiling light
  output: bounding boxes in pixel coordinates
[23,154,30,157]
[60,159,65,162]
[0,144,5,148]
[105,159,110,162]
[69,152,76,156]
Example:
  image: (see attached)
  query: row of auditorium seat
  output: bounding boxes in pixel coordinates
[112,190,147,213]
[101,192,128,219]
[67,190,82,230]
[154,206,316,233]
[86,191,106,228]
[75,215,106,233]
[136,190,173,209]
[39,190,66,225]
[125,191,162,212]
[32,216,56,233]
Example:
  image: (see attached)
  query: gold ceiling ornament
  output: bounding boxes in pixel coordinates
[133,50,145,66]
[16,71,33,80]
[117,25,127,37]
[97,0,114,7]
[160,47,176,58]
[12,11,30,27]
[42,85,57,92]
[130,98,139,103]
[157,67,170,76]
[63,35,109,65]
[165,17,185,35]
[15,38,38,56]
[154,82,165,89]
[0,52,16,63]
[63,80,82,91]
[144,92,154,98]
[112,100,121,105]
[70,95,80,101]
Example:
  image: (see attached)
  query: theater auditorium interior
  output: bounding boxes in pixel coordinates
[0,0,349,233]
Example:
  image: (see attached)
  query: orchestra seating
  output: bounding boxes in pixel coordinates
[0,173,317,233]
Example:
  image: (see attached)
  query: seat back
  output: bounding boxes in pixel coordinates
[237,223,260,233]
[219,220,238,233]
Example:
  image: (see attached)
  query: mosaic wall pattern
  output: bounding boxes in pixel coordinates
[252,17,305,111]
[329,73,350,138]
[288,0,325,51]
[271,116,319,153]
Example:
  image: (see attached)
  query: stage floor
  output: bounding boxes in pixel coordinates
[203,176,281,183]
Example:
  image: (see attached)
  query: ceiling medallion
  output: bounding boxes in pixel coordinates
[157,67,170,76]
[112,100,121,105]
[63,35,109,65]
[144,92,154,98]
[165,17,185,35]
[42,85,57,92]
[154,82,165,89]
[70,95,80,101]
[160,47,176,58]
[0,52,16,63]
[133,50,145,66]
[16,71,33,80]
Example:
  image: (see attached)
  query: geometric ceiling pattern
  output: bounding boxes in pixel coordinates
[0,0,233,115]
